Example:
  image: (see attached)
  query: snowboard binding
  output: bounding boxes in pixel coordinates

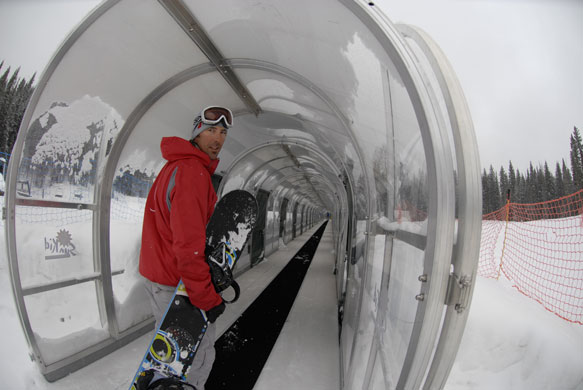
[206,241,240,303]
[133,369,197,390]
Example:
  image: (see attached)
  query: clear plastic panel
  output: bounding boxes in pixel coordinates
[369,349,389,390]
[348,233,387,387]
[110,196,151,332]
[24,281,107,366]
[184,0,365,114]
[341,218,367,374]
[29,0,206,121]
[16,95,124,205]
[383,240,425,387]
[235,68,353,156]
[15,0,212,206]
[15,206,93,288]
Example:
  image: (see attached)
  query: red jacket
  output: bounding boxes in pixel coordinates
[139,137,222,311]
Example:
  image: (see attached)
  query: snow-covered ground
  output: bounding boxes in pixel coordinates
[1,217,582,389]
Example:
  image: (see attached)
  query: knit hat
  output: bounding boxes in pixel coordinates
[191,106,233,140]
[191,118,215,140]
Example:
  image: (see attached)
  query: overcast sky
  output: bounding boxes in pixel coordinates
[0,0,581,173]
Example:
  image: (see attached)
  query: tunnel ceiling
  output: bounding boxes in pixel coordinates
[219,135,345,211]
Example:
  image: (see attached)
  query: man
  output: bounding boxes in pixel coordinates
[139,106,233,389]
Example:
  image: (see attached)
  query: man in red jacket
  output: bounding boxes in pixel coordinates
[139,106,233,389]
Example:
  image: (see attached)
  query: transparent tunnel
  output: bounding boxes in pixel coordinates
[4,0,482,389]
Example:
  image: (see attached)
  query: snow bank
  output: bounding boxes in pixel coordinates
[447,277,583,390]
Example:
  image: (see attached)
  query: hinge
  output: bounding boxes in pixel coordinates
[445,273,472,313]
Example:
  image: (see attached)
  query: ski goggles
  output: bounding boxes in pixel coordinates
[198,106,233,128]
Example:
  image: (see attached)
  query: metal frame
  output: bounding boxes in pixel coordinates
[339,1,457,389]
[5,6,257,376]
[4,0,125,381]
[396,24,482,389]
[158,0,261,116]
[3,1,479,387]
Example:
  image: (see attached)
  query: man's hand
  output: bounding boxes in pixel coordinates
[206,301,226,323]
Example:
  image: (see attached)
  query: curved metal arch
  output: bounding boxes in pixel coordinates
[279,172,339,204]
[218,140,349,219]
[338,4,457,390]
[219,137,348,196]
[4,0,126,375]
[227,56,456,390]
[266,173,329,209]
[225,58,368,204]
[254,95,350,137]
[3,1,470,386]
[227,145,343,196]
[397,24,482,389]
[96,62,222,338]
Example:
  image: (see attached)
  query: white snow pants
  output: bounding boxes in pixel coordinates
[143,279,216,390]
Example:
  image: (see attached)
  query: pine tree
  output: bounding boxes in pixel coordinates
[0,65,17,152]
[515,168,527,203]
[499,166,509,200]
[0,62,35,156]
[555,162,565,198]
[570,126,583,190]
[508,161,517,199]
[481,168,489,214]
[9,75,34,151]
[543,162,555,201]
[562,159,574,194]
[487,165,501,212]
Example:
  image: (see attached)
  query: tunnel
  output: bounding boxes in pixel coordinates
[4,0,482,389]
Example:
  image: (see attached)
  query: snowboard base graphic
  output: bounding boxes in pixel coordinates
[130,190,257,389]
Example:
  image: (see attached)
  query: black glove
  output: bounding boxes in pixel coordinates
[206,301,226,324]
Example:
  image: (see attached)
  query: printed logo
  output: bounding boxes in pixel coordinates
[44,229,77,260]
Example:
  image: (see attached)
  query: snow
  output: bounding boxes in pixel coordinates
[30,95,123,183]
[447,277,583,390]
[1,210,582,389]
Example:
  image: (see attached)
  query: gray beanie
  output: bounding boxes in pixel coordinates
[191,117,215,140]
[191,114,230,140]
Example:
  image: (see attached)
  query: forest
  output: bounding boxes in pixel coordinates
[481,126,583,214]
[0,62,581,215]
[0,62,35,157]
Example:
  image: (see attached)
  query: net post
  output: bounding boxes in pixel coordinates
[497,190,512,280]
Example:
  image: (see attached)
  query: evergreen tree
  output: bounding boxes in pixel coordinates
[0,65,18,152]
[0,62,35,156]
[570,126,583,190]
[562,159,574,194]
[543,162,555,201]
[526,163,536,203]
[486,165,501,212]
[499,166,509,200]
[508,161,517,199]
[515,168,527,203]
[481,168,489,214]
[555,162,565,198]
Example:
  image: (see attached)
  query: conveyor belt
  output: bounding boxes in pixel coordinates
[206,222,328,390]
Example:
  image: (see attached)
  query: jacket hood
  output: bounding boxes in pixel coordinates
[160,136,219,174]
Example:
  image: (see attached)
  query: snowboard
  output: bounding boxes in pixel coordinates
[130,189,258,390]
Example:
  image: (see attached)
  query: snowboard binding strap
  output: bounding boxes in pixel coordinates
[207,242,240,303]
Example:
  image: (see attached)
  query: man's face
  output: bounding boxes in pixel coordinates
[194,125,227,160]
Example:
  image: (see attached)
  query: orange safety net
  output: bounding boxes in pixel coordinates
[478,189,583,324]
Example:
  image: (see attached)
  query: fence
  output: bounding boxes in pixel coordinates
[478,189,583,324]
